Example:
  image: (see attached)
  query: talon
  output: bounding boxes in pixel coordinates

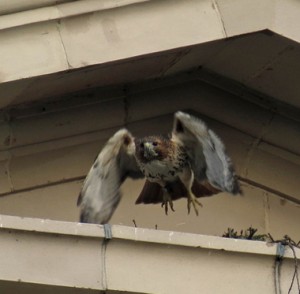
[161,201,168,215]
[187,194,202,216]
[170,201,175,212]
[161,193,175,215]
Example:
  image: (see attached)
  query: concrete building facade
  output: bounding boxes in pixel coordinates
[0,0,299,293]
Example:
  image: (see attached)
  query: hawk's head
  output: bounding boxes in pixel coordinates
[135,136,172,163]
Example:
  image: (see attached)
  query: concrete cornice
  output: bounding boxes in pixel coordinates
[0,0,149,30]
[0,0,299,88]
[0,0,299,43]
[0,1,72,16]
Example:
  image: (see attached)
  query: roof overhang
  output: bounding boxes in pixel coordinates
[0,0,300,110]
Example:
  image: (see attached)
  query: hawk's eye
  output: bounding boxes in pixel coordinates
[152,142,158,146]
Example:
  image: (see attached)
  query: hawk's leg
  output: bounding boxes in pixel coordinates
[179,168,203,216]
[161,187,175,215]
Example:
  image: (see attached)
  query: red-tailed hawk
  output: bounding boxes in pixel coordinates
[77,111,241,224]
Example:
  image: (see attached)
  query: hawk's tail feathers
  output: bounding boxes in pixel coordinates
[135,180,163,204]
[135,179,221,205]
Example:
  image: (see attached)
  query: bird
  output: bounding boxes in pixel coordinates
[77,111,241,224]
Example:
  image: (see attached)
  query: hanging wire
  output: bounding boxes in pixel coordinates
[275,243,285,294]
[287,244,300,294]
[268,234,300,294]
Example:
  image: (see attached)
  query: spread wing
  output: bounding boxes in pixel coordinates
[77,129,144,224]
[172,111,241,195]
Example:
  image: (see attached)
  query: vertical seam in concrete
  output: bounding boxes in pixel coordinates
[5,153,14,192]
[242,112,275,177]
[4,112,15,192]
[56,20,73,69]
[270,0,280,35]
[211,0,228,37]
[263,192,270,233]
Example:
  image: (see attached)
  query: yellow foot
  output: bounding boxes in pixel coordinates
[161,194,175,215]
[187,194,203,216]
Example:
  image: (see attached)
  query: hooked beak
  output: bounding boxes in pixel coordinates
[143,142,158,158]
